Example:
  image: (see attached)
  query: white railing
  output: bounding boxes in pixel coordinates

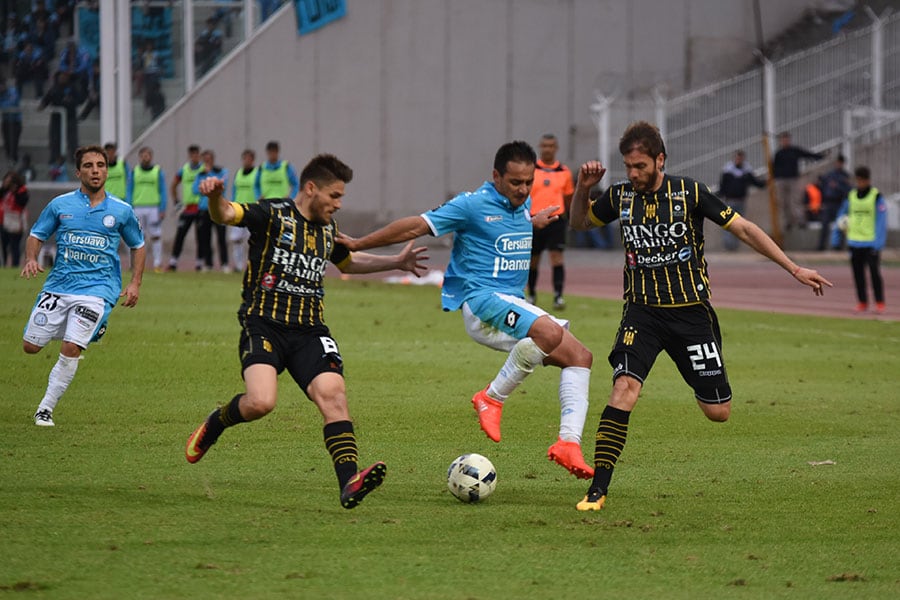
[592,9,900,195]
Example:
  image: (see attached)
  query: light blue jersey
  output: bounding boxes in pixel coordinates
[29,189,145,306]
[422,181,533,311]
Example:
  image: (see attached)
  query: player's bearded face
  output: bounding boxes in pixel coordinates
[307,180,345,224]
[493,161,535,208]
[623,148,664,193]
[77,152,108,194]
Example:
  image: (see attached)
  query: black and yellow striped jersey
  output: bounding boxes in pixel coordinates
[231,198,351,328]
[589,174,739,305]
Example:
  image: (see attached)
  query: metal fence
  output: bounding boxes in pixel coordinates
[593,10,900,194]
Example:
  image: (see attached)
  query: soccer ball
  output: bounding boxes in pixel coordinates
[447,453,497,503]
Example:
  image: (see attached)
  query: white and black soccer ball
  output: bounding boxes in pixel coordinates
[447,453,497,503]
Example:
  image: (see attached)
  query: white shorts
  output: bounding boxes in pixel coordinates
[461,292,568,352]
[23,292,111,349]
[135,206,162,239]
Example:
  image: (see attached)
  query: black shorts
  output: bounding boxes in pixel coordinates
[532,217,567,254]
[607,301,731,404]
[239,315,344,394]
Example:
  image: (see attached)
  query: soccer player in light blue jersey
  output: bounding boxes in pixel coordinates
[20,145,146,427]
[338,141,595,480]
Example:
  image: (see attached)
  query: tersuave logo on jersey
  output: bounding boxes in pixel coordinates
[63,231,110,249]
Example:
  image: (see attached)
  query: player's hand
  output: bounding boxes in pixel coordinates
[335,232,359,251]
[577,160,607,189]
[198,177,224,199]
[20,259,43,279]
[792,267,833,297]
[532,206,560,230]
[398,240,429,277]
[120,282,141,307]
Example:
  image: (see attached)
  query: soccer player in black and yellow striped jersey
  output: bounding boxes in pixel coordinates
[184,153,428,509]
[569,121,833,511]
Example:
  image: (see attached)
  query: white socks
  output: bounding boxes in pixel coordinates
[37,354,81,413]
[487,338,548,401]
[558,366,590,443]
[232,243,245,272]
[152,237,163,269]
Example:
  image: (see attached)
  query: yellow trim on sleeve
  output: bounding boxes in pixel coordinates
[226,202,246,226]
[334,254,352,271]
[722,212,741,230]
[587,209,608,228]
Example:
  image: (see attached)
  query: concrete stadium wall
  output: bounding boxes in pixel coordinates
[122,0,813,243]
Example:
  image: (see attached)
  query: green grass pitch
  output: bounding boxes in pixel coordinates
[1,268,898,599]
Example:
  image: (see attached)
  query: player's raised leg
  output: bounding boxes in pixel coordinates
[309,371,387,509]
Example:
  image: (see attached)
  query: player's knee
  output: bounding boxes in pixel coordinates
[698,399,731,422]
[530,316,564,353]
[610,374,641,410]
[572,343,592,368]
[242,392,276,419]
[23,341,42,354]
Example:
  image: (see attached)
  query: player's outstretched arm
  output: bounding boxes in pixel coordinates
[339,241,429,276]
[729,217,833,296]
[336,215,430,252]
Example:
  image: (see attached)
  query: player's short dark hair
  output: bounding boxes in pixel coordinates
[75,144,107,168]
[138,146,152,155]
[619,121,667,160]
[266,141,279,152]
[854,166,871,179]
[242,148,255,159]
[188,144,200,153]
[104,142,116,150]
[300,154,353,187]
[494,141,536,175]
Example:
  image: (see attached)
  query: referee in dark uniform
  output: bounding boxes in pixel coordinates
[569,121,832,511]
[184,154,427,509]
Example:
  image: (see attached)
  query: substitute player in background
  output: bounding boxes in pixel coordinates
[21,145,145,426]
[227,148,258,271]
[527,134,574,309]
[569,121,832,511]
[126,146,167,272]
[254,140,299,200]
[835,165,887,314]
[338,141,596,480]
[103,142,128,200]
[185,153,427,509]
